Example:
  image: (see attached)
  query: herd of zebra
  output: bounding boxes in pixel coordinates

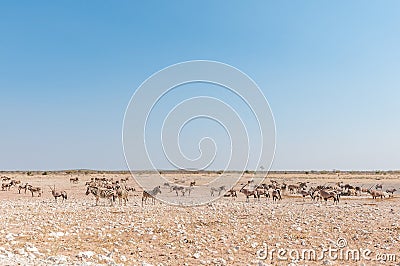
[1,175,398,206]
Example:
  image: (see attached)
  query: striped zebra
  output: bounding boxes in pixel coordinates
[27,185,42,197]
[142,186,162,206]
[114,184,129,206]
[85,186,115,206]
[210,185,226,196]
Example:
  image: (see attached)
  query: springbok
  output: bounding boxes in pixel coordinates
[375,184,383,190]
[142,186,162,206]
[49,186,67,203]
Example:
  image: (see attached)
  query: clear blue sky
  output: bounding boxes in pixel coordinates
[1,1,399,171]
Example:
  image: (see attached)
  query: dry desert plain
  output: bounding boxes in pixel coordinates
[0,171,399,266]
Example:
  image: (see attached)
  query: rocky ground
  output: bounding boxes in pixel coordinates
[0,172,399,266]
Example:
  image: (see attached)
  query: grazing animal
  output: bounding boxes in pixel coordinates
[27,185,42,197]
[49,186,67,203]
[299,189,312,201]
[2,182,13,191]
[184,187,193,196]
[224,189,238,198]
[171,185,185,196]
[375,184,383,190]
[318,190,339,204]
[142,186,162,206]
[239,184,258,202]
[386,188,397,197]
[255,186,270,200]
[210,186,226,196]
[1,176,11,181]
[85,186,115,206]
[271,189,282,202]
[115,185,129,205]
[69,177,79,184]
[287,184,299,194]
[125,186,136,192]
[368,189,385,199]
[18,183,29,194]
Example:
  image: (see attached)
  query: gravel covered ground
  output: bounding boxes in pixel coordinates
[0,172,399,266]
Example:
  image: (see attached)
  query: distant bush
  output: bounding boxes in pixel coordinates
[42,172,48,175]
[27,171,33,176]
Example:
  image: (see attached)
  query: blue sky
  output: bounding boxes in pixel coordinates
[1,1,399,170]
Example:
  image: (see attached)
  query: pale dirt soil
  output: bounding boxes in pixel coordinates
[0,172,399,266]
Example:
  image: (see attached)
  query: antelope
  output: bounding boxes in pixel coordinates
[317,190,339,204]
[368,188,385,199]
[69,177,79,184]
[85,186,115,206]
[49,186,67,203]
[299,189,313,201]
[142,186,162,206]
[210,186,226,197]
[18,183,29,194]
[255,186,270,200]
[386,188,397,197]
[375,184,383,190]
[239,184,258,202]
[27,185,42,197]
[271,189,282,202]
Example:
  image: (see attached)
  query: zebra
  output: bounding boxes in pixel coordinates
[85,186,115,206]
[142,186,162,206]
[210,186,226,196]
[27,185,42,197]
[171,185,185,196]
[18,183,29,194]
[115,184,129,206]
[69,177,79,184]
